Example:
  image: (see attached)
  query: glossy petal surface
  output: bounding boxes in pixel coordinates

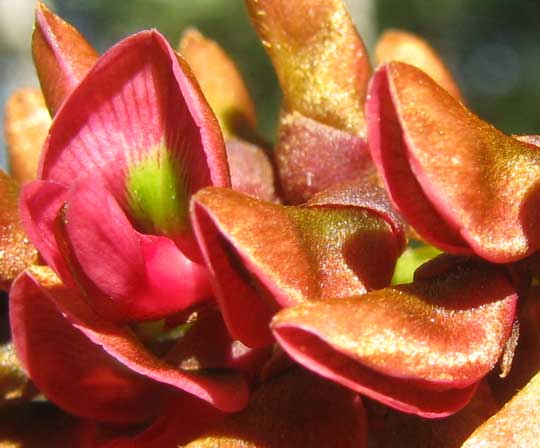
[10,267,165,423]
[246,0,370,134]
[12,266,248,412]
[33,1,98,115]
[192,187,400,347]
[39,30,229,248]
[375,29,462,100]
[19,179,71,284]
[276,112,373,204]
[0,172,37,290]
[462,371,540,447]
[272,260,517,417]
[4,88,51,183]
[185,369,368,448]
[179,29,257,139]
[57,179,211,321]
[367,62,540,261]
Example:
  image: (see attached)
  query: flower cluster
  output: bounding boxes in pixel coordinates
[0,0,539,447]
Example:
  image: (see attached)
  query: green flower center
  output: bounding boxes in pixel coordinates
[127,146,189,237]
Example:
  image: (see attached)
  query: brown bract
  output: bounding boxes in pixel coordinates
[4,88,51,184]
[246,0,370,135]
[462,371,540,447]
[367,381,497,447]
[225,140,278,203]
[375,29,463,101]
[33,1,98,115]
[367,62,540,262]
[179,29,257,140]
[0,342,33,403]
[488,284,540,405]
[276,112,374,204]
[192,187,401,348]
[185,369,368,448]
[0,172,37,290]
[271,259,517,416]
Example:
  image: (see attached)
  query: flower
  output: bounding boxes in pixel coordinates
[22,29,228,322]
[1,0,539,446]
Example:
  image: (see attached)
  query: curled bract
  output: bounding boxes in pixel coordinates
[367,61,540,262]
[271,258,517,417]
[191,182,404,348]
[246,0,373,203]
[462,371,540,447]
[32,1,98,115]
[4,88,51,184]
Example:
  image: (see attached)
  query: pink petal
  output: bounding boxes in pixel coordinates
[19,180,71,284]
[13,266,249,412]
[10,268,165,423]
[57,178,211,321]
[39,30,229,250]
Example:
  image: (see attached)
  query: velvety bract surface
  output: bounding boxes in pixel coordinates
[272,259,517,416]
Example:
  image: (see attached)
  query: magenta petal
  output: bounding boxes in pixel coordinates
[18,266,248,412]
[39,31,229,255]
[140,234,212,311]
[40,30,228,192]
[19,180,72,283]
[10,268,165,423]
[60,178,211,321]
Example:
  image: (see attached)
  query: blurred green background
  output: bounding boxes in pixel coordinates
[1,0,540,170]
